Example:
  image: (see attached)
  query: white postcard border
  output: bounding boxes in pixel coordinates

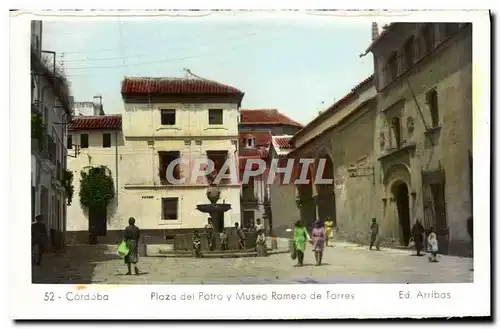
[9,9,491,320]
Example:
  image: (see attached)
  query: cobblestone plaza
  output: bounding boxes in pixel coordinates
[32,242,473,285]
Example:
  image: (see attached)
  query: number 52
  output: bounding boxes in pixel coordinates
[44,292,54,301]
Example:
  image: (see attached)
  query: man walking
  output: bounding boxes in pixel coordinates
[31,215,48,266]
[369,218,380,251]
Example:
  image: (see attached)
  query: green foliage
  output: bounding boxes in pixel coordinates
[62,169,74,206]
[31,114,44,140]
[79,165,115,210]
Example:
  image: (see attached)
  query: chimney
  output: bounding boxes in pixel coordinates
[371,22,379,41]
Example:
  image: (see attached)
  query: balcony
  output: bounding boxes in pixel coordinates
[241,194,259,204]
[31,134,56,164]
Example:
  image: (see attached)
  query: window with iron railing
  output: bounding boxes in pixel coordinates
[47,135,57,162]
[206,150,230,184]
[242,177,257,202]
[158,151,181,184]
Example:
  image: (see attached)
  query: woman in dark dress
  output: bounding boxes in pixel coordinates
[124,217,140,275]
[411,218,425,256]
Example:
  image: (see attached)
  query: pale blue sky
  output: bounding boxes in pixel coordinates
[42,15,374,125]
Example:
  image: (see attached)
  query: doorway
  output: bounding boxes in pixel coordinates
[243,211,255,230]
[395,183,411,246]
[316,155,336,227]
[89,206,107,244]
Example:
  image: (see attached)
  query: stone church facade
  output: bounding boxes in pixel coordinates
[273,23,472,256]
[368,22,473,256]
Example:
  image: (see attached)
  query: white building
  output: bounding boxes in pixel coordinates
[31,20,73,250]
[72,96,105,116]
[66,75,244,244]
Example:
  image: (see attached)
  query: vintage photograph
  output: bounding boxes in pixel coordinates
[29,13,474,286]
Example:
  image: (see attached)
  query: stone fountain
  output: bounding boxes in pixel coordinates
[196,184,231,233]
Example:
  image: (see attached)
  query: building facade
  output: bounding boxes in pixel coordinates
[238,109,303,234]
[31,20,73,250]
[66,76,244,244]
[285,77,378,241]
[72,96,105,116]
[367,23,473,255]
[268,135,299,237]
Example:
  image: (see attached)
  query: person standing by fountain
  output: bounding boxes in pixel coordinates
[204,217,215,251]
[256,228,267,257]
[255,218,264,233]
[193,230,202,258]
[220,228,228,251]
[235,222,246,250]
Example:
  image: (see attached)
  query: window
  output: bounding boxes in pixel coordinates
[246,138,255,148]
[426,89,439,127]
[423,24,435,53]
[391,117,402,149]
[80,133,89,149]
[242,177,256,202]
[67,134,73,149]
[162,198,179,220]
[206,150,230,183]
[387,52,398,81]
[102,133,111,148]
[208,109,223,125]
[158,151,181,184]
[243,211,255,229]
[403,36,415,70]
[160,109,176,125]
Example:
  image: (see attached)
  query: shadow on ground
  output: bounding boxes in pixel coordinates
[32,245,118,284]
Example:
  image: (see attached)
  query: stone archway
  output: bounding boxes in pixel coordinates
[383,163,413,247]
[315,153,336,228]
[297,165,316,230]
[392,181,411,246]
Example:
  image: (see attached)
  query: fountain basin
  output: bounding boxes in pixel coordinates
[196,204,232,213]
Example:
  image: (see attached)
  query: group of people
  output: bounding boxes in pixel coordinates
[192,217,267,258]
[291,216,458,267]
[410,219,440,262]
[292,219,329,266]
[370,217,442,262]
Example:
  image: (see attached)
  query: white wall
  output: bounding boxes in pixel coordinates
[67,99,242,233]
[123,102,239,138]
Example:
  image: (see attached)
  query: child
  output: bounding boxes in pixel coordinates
[192,230,202,258]
[427,227,439,262]
[256,229,267,257]
[220,229,228,251]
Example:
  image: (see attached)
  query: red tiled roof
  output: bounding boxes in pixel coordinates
[239,131,272,147]
[240,109,303,127]
[291,75,374,143]
[121,77,244,98]
[274,136,293,149]
[239,146,269,158]
[68,115,122,130]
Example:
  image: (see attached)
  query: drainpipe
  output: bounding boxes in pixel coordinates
[115,130,119,199]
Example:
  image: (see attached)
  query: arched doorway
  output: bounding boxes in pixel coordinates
[316,155,336,228]
[298,165,316,231]
[394,182,411,246]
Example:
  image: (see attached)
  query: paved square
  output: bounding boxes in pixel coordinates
[32,242,473,284]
